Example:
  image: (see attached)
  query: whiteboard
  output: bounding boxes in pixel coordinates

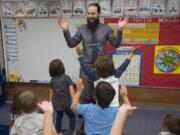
[5,18,87,82]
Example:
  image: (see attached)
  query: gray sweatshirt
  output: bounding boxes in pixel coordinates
[63,23,122,63]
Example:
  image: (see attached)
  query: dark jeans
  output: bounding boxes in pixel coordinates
[55,108,76,133]
[79,68,95,104]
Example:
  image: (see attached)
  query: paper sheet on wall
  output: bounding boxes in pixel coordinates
[138,0,151,16]
[49,1,61,17]
[124,0,138,16]
[14,1,25,17]
[2,2,14,17]
[73,0,86,16]
[113,54,141,86]
[99,0,111,16]
[37,1,48,17]
[86,0,99,8]
[61,0,72,17]
[112,0,125,16]
[151,0,166,16]
[166,0,180,16]
[24,1,37,17]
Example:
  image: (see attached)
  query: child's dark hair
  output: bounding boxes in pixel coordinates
[19,90,39,114]
[49,59,65,77]
[95,56,115,78]
[11,91,22,114]
[163,113,180,135]
[88,3,101,14]
[95,81,115,109]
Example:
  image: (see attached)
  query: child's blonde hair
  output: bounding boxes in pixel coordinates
[19,90,39,113]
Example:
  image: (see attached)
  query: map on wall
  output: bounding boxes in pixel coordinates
[154,46,180,74]
[113,52,142,86]
[109,22,160,44]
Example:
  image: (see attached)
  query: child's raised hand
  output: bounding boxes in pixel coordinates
[76,46,84,57]
[119,85,128,97]
[130,45,140,53]
[119,103,137,114]
[76,79,84,93]
[38,101,53,114]
[118,16,129,30]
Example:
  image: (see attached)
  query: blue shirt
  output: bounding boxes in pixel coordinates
[76,104,118,135]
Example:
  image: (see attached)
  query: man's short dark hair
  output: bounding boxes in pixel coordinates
[49,59,65,77]
[95,56,115,78]
[95,81,115,109]
[88,3,101,14]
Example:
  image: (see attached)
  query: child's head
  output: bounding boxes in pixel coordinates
[18,90,39,114]
[11,91,22,114]
[49,58,65,77]
[95,81,115,109]
[95,56,115,78]
[163,113,180,135]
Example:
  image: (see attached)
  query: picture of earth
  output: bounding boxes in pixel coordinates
[155,48,180,73]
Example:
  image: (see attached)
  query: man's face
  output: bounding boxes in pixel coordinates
[86,6,99,23]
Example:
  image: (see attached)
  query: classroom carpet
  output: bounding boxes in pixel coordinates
[0,103,180,135]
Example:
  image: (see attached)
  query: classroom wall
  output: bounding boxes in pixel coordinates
[6,83,180,106]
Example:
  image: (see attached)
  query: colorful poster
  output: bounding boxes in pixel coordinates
[108,22,160,44]
[154,46,180,74]
[113,53,142,86]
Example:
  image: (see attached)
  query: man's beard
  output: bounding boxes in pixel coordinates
[87,17,100,31]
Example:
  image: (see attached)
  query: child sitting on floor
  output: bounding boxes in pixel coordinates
[10,90,44,135]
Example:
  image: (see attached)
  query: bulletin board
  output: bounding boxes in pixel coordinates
[105,17,180,89]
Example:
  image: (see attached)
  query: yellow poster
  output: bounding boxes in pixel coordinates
[154,46,180,74]
[109,23,160,44]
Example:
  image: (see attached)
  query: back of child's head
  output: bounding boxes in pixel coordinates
[95,56,115,78]
[18,90,39,114]
[95,81,115,109]
[163,113,180,135]
[11,91,22,114]
[49,58,65,77]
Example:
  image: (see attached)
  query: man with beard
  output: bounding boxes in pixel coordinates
[58,3,128,104]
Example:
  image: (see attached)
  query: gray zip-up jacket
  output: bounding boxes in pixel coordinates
[63,23,122,63]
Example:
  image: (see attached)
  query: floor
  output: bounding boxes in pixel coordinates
[0,102,180,135]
